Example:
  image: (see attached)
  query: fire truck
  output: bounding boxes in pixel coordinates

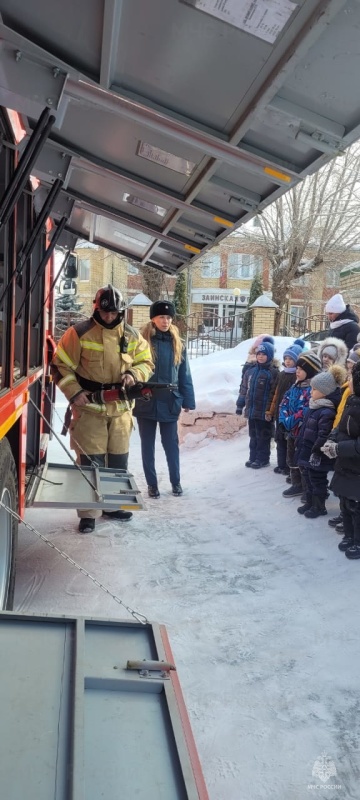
[0,1,359,796]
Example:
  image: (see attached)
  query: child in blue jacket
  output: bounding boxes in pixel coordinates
[236,341,279,469]
[278,351,321,496]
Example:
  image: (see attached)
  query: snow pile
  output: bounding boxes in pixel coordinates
[190,335,307,414]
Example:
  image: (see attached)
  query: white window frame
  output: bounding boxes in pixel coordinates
[201,254,221,279]
[78,257,90,282]
[228,253,262,280]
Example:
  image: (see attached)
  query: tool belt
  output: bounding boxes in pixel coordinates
[61,375,176,435]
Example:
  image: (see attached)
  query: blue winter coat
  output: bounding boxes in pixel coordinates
[296,393,340,471]
[236,361,279,420]
[133,330,195,422]
[278,380,311,439]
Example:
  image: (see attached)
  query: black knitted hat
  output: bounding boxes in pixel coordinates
[296,351,322,379]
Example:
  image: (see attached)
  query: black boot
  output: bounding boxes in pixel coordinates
[304,496,327,519]
[148,485,160,498]
[338,536,353,552]
[172,483,183,496]
[78,518,95,533]
[283,468,302,497]
[297,494,312,515]
[345,544,360,559]
[102,509,133,521]
[328,514,342,528]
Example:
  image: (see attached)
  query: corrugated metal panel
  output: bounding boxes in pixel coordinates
[0,0,358,273]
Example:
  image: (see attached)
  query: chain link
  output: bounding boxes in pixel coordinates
[1,500,148,624]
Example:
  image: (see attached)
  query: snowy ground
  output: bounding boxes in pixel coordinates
[14,340,360,800]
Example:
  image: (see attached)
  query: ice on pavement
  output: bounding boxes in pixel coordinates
[14,336,360,800]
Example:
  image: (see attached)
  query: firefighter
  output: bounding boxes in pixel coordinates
[51,284,154,533]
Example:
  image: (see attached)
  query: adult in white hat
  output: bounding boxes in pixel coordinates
[325,293,360,350]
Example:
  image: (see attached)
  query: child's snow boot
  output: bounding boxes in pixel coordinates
[297,493,313,515]
[338,536,353,552]
[283,469,302,497]
[304,495,327,519]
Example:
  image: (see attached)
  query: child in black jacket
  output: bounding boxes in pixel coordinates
[323,361,360,559]
[296,364,345,518]
[236,341,279,469]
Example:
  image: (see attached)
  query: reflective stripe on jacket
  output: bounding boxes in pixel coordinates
[51,317,154,415]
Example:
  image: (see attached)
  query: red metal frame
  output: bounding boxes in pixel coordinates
[160,624,210,800]
[0,109,55,518]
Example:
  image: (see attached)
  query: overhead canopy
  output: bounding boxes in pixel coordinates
[0,0,359,273]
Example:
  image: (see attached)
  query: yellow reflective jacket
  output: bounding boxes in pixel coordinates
[51,317,154,415]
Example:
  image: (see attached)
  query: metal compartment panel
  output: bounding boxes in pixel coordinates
[0,613,208,800]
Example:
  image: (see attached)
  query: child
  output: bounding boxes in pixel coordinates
[296,364,345,518]
[268,340,305,474]
[323,362,360,559]
[240,334,274,383]
[317,337,347,371]
[328,349,359,531]
[236,341,279,469]
[278,351,322,496]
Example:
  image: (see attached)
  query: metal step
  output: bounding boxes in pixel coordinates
[27,462,143,511]
[0,612,208,799]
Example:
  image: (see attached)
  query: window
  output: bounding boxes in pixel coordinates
[326,267,339,288]
[127,263,139,275]
[228,253,262,280]
[293,272,310,286]
[79,258,90,281]
[201,254,221,278]
[290,305,305,324]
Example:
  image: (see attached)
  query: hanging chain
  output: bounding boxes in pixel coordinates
[29,397,101,498]
[1,500,148,624]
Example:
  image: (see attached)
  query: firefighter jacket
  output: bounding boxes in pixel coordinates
[51,317,154,416]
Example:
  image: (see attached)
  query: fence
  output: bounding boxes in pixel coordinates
[276,310,328,340]
[178,310,247,358]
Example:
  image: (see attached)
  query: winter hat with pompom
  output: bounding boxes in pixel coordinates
[283,338,306,363]
[325,293,346,314]
[311,364,346,396]
[262,335,275,344]
[347,350,360,365]
[293,338,306,350]
[256,342,274,362]
[252,333,273,350]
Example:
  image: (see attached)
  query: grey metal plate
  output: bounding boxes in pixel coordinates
[0,613,204,800]
[31,462,143,510]
[0,0,359,273]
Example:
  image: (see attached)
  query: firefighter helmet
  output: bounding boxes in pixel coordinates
[94,284,125,313]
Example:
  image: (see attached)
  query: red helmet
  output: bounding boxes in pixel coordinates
[94,284,125,313]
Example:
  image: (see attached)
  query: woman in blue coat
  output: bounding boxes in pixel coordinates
[133,301,195,497]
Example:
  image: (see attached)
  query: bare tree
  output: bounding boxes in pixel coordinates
[138,264,166,302]
[237,145,360,328]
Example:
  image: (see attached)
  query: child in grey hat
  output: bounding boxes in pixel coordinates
[296,364,346,518]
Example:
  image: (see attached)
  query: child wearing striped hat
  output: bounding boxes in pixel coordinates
[267,339,305,474]
[278,350,322,497]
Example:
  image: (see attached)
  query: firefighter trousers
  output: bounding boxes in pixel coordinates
[69,408,133,520]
